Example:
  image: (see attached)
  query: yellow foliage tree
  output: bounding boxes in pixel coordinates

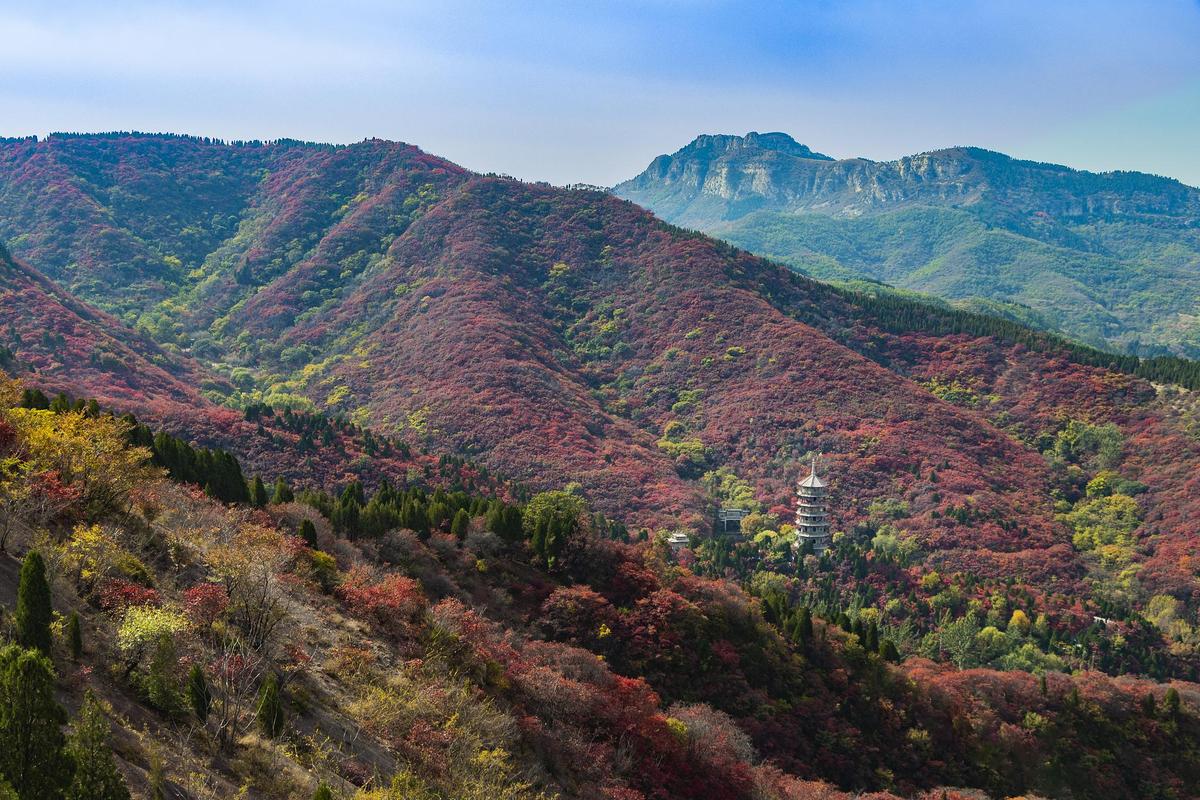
[3,406,157,520]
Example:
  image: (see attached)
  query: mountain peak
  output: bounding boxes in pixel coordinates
[678,132,833,161]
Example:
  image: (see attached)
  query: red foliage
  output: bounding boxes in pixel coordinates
[182,582,229,628]
[96,578,161,611]
[335,566,425,635]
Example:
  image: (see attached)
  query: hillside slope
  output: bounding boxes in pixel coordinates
[2,385,1200,800]
[614,133,1200,356]
[4,134,1200,671]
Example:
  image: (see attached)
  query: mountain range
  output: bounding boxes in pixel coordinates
[3,132,1200,798]
[614,132,1200,357]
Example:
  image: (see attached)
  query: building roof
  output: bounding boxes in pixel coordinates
[797,456,828,489]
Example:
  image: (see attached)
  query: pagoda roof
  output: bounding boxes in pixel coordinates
[797,456,828,489]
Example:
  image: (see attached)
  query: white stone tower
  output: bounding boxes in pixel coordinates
[795,455,832,554]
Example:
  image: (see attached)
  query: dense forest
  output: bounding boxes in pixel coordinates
[3,374,1200,799]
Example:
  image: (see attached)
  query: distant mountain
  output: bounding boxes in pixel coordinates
[614,132,1200,357]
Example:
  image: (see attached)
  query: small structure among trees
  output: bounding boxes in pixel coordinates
[716,507,750,536]
[794,455,832,554]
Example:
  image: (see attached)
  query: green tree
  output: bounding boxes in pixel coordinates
[313,783,334,800]
[143,633,182,713]
[66,691,131,800]
[15,550,53,654]
[187,664,211,724]
[66,611,83,661]
[1165,687,1182,717]
[485,503,523,542]
[256,673,284,738]
[0,778,16,800]
[272,477,294,505]
[0,645,70,799]
[249,475,268,508]
[451,509,470,541]
[298,519,319,548]
[879,639,901,663]
[523,491,586,569]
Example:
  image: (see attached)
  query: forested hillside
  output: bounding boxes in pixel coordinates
[614,133,1200,357]
[1,376,1199,800]
[4,133,1200,798]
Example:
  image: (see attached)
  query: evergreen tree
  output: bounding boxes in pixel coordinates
[796,607,813,640]
[313,783,334,800]
[1165,687,1182,717]
[249,475,268,508]
[15,550,53,654]
[272,477,295,505]
[451,509,471,541]
[0,645,70,799]
[67,611,83,661]
[298,519,319,549]
[256,672,284,738]
[865,621,880,653]
[879,639,901,663]
[486,503,523,542]
[523,491,586,569]
[187,664,211,724]
[0,778,15,800]
[65,691,131,800]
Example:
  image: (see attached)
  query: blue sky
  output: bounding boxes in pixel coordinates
[1,0,1197,186]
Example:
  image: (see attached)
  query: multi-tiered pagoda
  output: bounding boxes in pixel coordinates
[794,455,832,554]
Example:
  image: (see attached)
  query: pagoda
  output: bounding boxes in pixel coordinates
[794,455,832,554]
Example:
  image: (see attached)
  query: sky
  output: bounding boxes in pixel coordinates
[1,0,1198,187]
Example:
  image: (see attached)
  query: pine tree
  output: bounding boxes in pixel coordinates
[1165,687,1182,717]
[67,611,83,660]
[451,509,471,541]
[879,639,901,663]
[0,645,70,799]
[15,550,53,654]
[187,664,211,723]
[65,691,131,800]
[299,519,319,549]
[257,672,284,738]
[273,477,294,505]
[313,783,334,800]
[865,621,879,653]
[249,475,268,508]
[796,607,813,640]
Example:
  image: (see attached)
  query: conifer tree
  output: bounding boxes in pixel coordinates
[249,475,268,508]
[299,519,319,549]
[15,550,53,654]
[313,783,334,800]
[1165,687,1182,717]
[796,607,814,640]
[67,611,83,660]
[451,509,471,541]
[187,664,211,723]
[0,645,70,799]
[865,621,880,653]
[65,691,131,800]
[273,477,295,505]
[879,639,901,663]
[257,673,284,738]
